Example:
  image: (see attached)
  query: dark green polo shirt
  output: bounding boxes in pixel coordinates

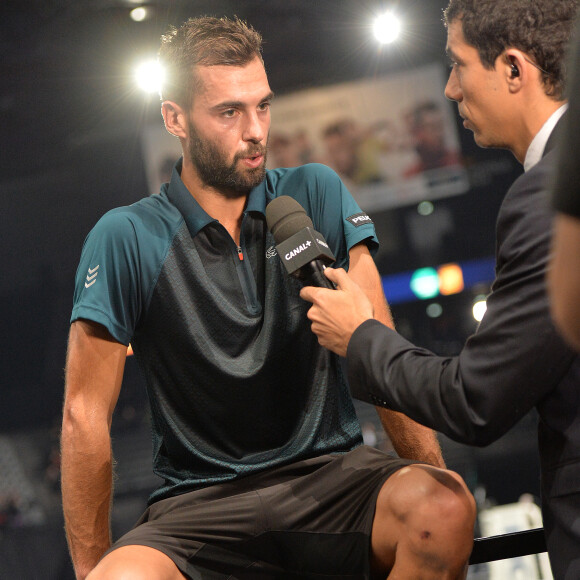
[72,161,378,502]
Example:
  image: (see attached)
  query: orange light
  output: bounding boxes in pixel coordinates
[437,263,464,295]
[127,344,134,356]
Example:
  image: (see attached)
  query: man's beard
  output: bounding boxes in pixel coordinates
[187,120,267,198]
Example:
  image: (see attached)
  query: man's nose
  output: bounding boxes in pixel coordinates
[243,111,267,143]
[444,69,461,102]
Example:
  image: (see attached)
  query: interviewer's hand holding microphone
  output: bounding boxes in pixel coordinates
[266,195,376,357]
[299,268,374,358]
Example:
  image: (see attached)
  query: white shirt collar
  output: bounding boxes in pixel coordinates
[523,103,568,172]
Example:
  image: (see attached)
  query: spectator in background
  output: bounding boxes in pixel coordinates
[403,101,461,177]
[321,118,360,183]
[267,133,302,168]
[268,131,318,170]
[322,118,387,186]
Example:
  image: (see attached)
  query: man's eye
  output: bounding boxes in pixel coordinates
[258,102,271,111]
[223,109,236,117]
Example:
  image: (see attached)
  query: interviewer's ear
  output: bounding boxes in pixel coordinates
[504,51,527,93]
[161,101,188,139]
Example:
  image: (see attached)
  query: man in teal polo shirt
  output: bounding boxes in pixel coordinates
[61,16,475,580]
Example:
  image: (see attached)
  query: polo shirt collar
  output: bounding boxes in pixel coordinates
[164,158,268,238]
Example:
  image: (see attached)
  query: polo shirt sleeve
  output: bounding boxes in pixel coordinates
[299,164,379,269]
[70,208,144,345]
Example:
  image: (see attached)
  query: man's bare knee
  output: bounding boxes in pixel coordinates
[382,464,475,526]
[371,465,476,577]
[87,545,185,580]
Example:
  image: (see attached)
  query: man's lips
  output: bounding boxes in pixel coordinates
[240,153,265,168]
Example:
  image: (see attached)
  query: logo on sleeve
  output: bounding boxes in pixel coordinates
[85,265,100,288]
[346,212,373,227]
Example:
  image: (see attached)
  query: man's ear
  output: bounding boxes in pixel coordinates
[161,100,188,139]
[504,50,527,93]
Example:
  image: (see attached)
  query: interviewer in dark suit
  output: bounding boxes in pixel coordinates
[300,0,580,577]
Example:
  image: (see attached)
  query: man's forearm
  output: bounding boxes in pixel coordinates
[375,407,445,467]
[334,247,445,467]
[348,253,445,468]
[61,415,114,579]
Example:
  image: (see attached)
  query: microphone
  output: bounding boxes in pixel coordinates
[266,196,336,289]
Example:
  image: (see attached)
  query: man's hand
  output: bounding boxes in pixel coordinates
[299,268,374,357]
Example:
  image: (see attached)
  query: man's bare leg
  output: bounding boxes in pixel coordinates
[86,545,187,580]
[371,464,476,579]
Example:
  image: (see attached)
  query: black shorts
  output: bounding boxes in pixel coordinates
[109,446,417,579]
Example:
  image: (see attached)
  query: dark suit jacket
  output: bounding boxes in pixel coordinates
[347,117,580,579]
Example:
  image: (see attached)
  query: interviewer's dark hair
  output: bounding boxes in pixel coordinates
[444,0,578,99]
[158,16,263,108]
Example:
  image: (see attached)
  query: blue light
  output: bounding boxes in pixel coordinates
[382,257,495,305]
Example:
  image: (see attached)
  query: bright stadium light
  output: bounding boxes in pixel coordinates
[130,7,148,22]
[135,59,164,94]
[472,296,488,322]
[373,11,402,45]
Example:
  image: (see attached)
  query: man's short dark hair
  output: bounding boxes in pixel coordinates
[443,0,578,99]
[158,16,263,108]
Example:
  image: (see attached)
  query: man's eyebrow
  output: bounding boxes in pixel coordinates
[211,100,243,111]
[211,91,275,111]
[446,47,458,61]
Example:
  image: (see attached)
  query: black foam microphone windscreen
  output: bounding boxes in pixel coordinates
[266,196,336,289]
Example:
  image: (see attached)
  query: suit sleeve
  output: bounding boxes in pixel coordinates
[347,160,576,446]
